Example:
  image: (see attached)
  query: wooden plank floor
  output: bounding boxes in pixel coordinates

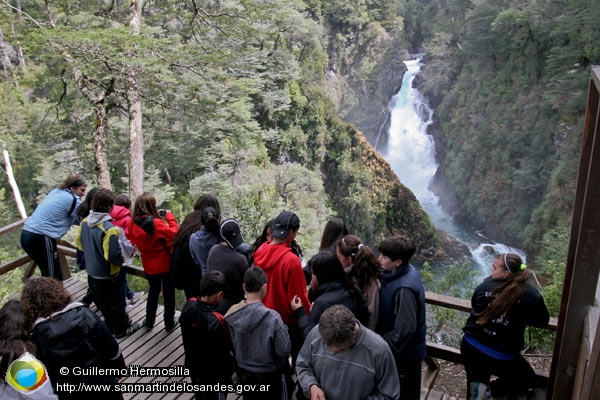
[64,277,196,399]
[64,277,463,400]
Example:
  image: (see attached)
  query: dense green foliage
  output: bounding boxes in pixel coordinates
[414,0,599,268]
[0,0,439,293]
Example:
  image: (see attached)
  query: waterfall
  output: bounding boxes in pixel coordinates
[382,58,526,278]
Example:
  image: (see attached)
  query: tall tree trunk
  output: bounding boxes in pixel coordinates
[0,26,10,80]
[127,0,143,200]
[93,105,112,189]
[67,55,114,189]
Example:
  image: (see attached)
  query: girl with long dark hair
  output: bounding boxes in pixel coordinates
[291,251,369,338]
[127,193,179,331]
[172,194,220,298]
[461,253,550,399]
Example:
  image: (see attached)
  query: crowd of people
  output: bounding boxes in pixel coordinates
[6,174,550,400]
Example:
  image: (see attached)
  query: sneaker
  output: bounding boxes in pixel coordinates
[165,317,180,332]
[115,323,141,339]
[125,304,133,313]
[127,292,144,305]
[469,382,491,400]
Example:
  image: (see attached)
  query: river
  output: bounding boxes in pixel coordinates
[381,58,526,279]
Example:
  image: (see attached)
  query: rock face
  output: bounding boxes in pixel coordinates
[321,120,453,262]
[318,22,467,263]
[322,22,409,151]
[436,229,472,262]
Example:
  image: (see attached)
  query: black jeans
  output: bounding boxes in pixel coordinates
[461,336,536,398]
[20,230,63,280]
[396,359,422,400]
[145,271,176,328]
[88,274,129,335]
[119,268,135,299]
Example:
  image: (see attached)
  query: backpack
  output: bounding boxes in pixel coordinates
[67,190,78,216]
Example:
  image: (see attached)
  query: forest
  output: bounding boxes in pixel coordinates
[0,0,438,289]
[1,0,599,320]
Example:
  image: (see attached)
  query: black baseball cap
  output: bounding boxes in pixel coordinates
[220,218,244,249]
[271,210,300,239]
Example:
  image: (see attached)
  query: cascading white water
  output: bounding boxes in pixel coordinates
[383,59,526,278]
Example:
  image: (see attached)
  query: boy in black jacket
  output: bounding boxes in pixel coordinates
[180,271,234,400]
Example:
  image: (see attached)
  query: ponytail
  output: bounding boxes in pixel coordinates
[201,207,220,235]
[337,234,380,289]
[353,244,380,289]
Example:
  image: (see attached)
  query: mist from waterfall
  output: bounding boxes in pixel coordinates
[382,59,526,278]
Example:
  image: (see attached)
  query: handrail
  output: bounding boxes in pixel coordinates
[425,290,558,331]
[0,217,147,280]
[0,218,26,236]
[422,290,556,394]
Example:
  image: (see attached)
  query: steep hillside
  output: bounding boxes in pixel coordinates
[413,0,599,264]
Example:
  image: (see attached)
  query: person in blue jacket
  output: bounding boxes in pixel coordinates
[20,174,87,280]
[461,253,550,399]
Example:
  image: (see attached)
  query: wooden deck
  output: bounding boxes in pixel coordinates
[64,277,463,400]
[64,277,194,400]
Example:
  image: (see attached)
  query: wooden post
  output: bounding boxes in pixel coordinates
[2,147,28,219]
[579,309,600,399]
[549,66,600,399]
[58,248,71,280]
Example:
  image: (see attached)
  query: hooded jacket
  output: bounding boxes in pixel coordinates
[109,205,131,229]
[109,205,135,264]
[294,281,369,338]
[462,276,550,355]
[126,212,178,275]
[30,303,126,391]
[252,242,311,330]
[189,228,219,275]
[75,211,122,278]
[225,302,290,373]
[207,244,249,315]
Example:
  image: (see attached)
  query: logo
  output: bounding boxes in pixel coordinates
[5,352,49,395]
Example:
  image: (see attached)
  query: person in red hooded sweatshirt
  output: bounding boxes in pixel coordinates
[252,210,311,367]
[127,194,180,332]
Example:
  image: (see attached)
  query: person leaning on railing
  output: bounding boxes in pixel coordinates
[20,175,87,281]
[461,253,550,399]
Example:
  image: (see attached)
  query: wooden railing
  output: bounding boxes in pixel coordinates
[2,218,558,396]
[422,291,558,395]
[0,219,146,280]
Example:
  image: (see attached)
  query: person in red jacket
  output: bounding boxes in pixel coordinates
[127,193,179,331]
[252,210,311,366]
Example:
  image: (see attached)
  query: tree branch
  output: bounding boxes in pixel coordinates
[0,0,44,28]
